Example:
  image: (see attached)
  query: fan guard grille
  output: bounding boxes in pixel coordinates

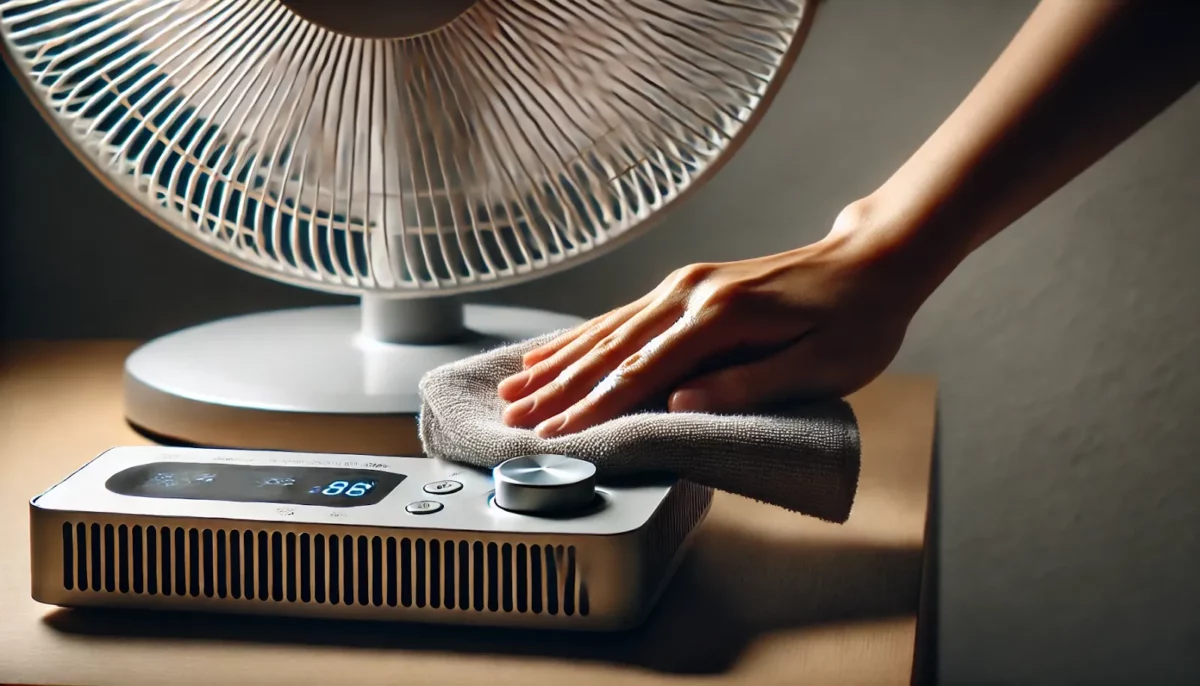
[1,0,810,295]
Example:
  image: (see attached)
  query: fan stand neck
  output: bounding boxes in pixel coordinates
[361,296,465,345]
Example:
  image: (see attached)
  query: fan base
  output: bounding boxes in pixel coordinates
[123,303,582,457]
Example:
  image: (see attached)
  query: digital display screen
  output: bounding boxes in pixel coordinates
[105,462,405,507]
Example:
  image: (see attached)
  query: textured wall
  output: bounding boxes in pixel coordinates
[2,1,1198,683]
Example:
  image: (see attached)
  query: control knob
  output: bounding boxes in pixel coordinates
[492,454,597,514]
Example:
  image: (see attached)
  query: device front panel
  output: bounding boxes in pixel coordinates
[33,447,676,536]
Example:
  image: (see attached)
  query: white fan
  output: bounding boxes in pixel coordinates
[1,0,813,456]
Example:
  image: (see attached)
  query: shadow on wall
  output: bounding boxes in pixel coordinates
[43,518,923,675]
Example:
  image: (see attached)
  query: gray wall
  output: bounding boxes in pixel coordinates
[3,1,1198,683]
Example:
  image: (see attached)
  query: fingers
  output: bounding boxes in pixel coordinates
[530,315,723,438]
[501,301,682,428]
[667,338,825,414]
[520,319,596,370]
[500,304,641,401]
[519,299,647,370]
[518,315,608,371]
[519,263,707,370]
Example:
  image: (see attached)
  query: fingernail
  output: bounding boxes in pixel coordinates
[503,396,535,425]
[535,415,567,438]
[498,371,530,396]
[669,389,710,412]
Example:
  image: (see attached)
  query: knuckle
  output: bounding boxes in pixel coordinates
[687,282,743,320]
[618,350,647,374]
[669,262,715,289]
[706,282,742,305]
[604,350,651,385]
[591,333,624,357]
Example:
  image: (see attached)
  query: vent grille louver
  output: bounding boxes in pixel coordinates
[60,522,585,616]
[644,480,711,577]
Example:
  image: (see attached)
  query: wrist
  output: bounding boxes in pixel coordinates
[823,192,967,307]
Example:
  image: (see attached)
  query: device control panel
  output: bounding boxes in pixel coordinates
[32,446,677,536]
[104,461,407,507]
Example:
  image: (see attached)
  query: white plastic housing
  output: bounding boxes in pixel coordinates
[30,446,713,631]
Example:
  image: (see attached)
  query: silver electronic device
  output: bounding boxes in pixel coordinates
[30,447,712,630]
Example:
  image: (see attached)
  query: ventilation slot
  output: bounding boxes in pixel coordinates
[644,481,712,578]
[59,524,585,615]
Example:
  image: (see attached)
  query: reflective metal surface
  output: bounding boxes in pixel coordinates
[493,454,598,514]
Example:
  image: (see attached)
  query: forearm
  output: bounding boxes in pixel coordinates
[841,0,1200,301]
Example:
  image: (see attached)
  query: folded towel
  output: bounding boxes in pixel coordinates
[418,332,862,523]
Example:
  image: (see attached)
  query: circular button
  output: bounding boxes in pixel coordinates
[405,500,444,515]
[493,454,597,514]
[423,480,463,495]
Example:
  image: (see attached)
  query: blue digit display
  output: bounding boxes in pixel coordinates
[109,462,401,508]
[321,480,349,496]
[346,482,372,497]
[320,480,374,497]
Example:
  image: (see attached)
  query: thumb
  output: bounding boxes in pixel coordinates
[667,340,826,414]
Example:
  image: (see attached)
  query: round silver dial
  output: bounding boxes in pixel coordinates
[492,455,597,514]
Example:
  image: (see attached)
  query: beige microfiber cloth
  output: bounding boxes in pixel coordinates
[418,332,862,523]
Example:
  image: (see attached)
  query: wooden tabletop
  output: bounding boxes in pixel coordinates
[0,340,936,686]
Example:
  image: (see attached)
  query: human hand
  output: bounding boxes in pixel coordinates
[494,0,1200,440]
[496,205,929,437]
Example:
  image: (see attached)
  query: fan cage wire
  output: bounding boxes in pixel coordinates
[0,0,812,297]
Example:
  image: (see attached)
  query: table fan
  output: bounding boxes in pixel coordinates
[1,0,814,457]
